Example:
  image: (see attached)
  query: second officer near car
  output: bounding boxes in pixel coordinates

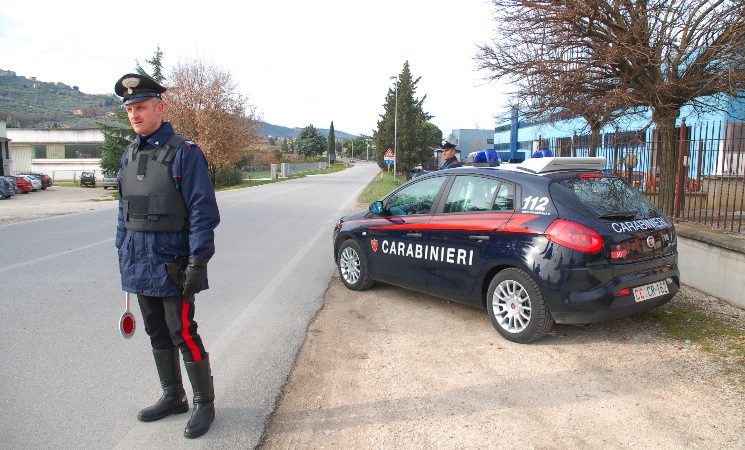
[439,140,462,169]
[114,73,220,439]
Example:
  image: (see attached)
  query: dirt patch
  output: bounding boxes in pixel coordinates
[0,186,116,224]
[261,277,744,448]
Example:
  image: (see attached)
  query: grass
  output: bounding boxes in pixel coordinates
[645,306,745,368]
[358,171,405,204]
[219,163,349,191]
[242,171,271,180]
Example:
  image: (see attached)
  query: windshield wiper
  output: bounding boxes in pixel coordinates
[599,210,638,220]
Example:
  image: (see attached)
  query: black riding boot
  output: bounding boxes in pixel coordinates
[184,355,215,439]
[137,348,189,422]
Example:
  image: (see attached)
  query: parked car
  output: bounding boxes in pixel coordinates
[0,176,14,199]
[22,174,42,192]
[80,171,96,188]
[9,175,32,193]
[333,156,679,343]
[19,172,52,189]
[4,176,18,196]
[102,171,118,190]
[407,166,429,180]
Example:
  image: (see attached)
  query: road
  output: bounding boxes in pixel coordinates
[0,162,380,448]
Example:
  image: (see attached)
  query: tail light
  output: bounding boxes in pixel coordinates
[545,219,604,253]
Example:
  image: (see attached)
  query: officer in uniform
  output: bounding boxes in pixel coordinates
[440,140,462,169]
[114,73,220,439]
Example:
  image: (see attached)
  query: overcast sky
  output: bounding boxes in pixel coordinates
[0,0,511,136]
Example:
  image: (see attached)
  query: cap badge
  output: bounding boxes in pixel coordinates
[121,77,140,95]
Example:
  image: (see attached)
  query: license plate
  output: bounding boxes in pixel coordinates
[633,280,669,302]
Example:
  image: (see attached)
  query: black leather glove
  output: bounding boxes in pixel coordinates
[182,257,208,298]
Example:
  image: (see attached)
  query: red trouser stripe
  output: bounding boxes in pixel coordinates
[181,300,202,362]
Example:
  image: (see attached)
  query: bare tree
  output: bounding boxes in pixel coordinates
[477,0,745,213]
[477,6,635,156]
[165,60,260,183]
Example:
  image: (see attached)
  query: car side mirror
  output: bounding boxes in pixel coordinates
[369,201,384,215]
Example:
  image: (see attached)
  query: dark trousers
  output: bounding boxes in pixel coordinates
[137,295,207,362]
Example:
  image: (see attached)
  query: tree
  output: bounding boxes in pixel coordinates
[295,124,326,157]
[166,59,260,183]
[98,110,134,174]
[422,122,442,150]
[281,138,290,153]
[477,0,745,213]
[136,45,165,83]
[373,61,433,174]
[327,121,336,161]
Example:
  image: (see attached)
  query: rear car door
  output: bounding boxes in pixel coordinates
[366,175,448,290]
[425,174,516,303]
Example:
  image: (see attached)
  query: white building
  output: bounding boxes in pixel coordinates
[0,121,10,176]
[6,128,105,181]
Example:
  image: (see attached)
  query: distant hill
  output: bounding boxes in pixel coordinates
[0,68,358,138]
[0,68,120,128]
[259,122,358,140]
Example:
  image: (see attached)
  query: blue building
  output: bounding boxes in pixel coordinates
[493,98,745,181]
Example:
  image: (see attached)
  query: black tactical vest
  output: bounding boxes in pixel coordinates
[121,134,189,232]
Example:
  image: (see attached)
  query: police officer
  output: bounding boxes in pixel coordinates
[440,140,462,169]
[114,73,220,439]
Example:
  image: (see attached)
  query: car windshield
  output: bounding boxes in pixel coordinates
[550,175,657,218]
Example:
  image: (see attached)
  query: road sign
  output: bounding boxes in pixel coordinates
[384,147,396,165]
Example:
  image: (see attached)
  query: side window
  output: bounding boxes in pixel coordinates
[386,176,446,216]
[492,182,515,211]
[444,176,500,213]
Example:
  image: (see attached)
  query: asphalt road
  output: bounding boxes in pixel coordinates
[0,162,380,448]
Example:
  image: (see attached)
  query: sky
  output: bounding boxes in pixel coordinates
[0,0,511,136]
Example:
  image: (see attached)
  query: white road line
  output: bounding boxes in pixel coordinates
[0,237,114,273]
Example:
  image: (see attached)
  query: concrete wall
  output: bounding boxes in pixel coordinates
[675,223,745,309]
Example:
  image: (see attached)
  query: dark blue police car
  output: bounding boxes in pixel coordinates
[333,156,679,343]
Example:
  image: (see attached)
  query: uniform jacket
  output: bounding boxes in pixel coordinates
[116,122,220,297]
[440,156,462,170]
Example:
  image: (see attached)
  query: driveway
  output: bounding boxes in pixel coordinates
[261,276,744,449]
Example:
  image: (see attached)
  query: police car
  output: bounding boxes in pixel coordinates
[333,155,679,343]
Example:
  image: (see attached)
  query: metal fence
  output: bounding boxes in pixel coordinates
[543,120,745,233]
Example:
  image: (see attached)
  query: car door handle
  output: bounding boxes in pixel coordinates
[406,232,422,238]
[469,235,490,241]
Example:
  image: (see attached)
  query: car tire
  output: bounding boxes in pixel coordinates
[486,268,553,343]
[337,239,374,291]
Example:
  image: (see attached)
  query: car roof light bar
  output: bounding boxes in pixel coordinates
[516,157,606,174]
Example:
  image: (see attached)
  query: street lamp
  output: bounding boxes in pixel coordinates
[389,75,398,178]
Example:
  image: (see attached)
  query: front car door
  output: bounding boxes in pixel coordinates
[366,175,448,291]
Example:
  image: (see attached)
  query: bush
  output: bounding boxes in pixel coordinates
[214,166,244,187]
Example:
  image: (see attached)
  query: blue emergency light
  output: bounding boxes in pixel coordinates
[466,149,501,167]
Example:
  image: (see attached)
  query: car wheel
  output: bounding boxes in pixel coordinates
[337,240,374,291]
[486,268,554,343]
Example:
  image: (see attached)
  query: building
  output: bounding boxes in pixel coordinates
[445,129,495,160]
[6,128,105,181]
[0,121,10,176]
[493,97,745,166]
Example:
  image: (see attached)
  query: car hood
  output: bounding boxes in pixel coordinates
[341,207,370,222]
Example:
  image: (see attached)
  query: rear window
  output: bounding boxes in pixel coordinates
[550,175,657,218]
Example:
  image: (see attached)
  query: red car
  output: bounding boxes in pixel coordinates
[9,175,32,193]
